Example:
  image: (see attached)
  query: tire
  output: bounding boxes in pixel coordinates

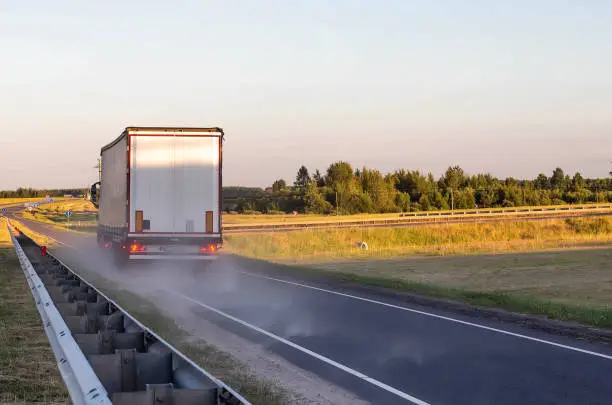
[96,232,105,248]
[113,245,129,268]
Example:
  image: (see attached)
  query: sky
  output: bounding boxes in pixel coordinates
[1,0,611,190]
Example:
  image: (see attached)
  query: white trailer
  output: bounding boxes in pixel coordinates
[91,127,223,264]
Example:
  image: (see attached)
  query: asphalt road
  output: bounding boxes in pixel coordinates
[6,208,612,405]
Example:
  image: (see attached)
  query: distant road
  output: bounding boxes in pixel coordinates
[224,203,612,233]
[6,204,612,405]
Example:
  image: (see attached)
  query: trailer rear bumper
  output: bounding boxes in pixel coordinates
[128,254,219,261]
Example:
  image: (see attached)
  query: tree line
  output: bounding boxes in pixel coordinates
[3,164,611,215]
[0,187,87,198]
[231,163,612,214]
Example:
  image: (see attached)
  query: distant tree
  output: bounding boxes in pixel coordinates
[359,168,398,213]
[497,185,523,207]
[550,167,566,189]
[394,170,429,201]
[468,173,497,190]
[439,165,466,191]
[418,194,432,211]
[430,190,450,210]
[505,177,518,187]
[265,201,281,213]
[294,166,311,189]
[246,160,612,215]
[312,169,325,187]
[534,173,550,189]
[326,161,354,191]
[395,192,411,212]
[304,180,333,214]
[571,172,586,191]
[272,179,287,193]
[453,188,476,209]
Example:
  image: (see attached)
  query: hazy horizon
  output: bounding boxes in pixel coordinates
[1,1,611,190]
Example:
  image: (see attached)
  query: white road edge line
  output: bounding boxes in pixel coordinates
[11,215,78,250]
[239,271,612,361]
[170,290,431,405]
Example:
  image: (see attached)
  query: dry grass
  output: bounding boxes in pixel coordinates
[21,199,97,234]
[308,247,612,308]
[225,217,612,261]
[9,220,56,248]
[40,200,97,213]
[0,219,69,403]
[0,198,42,206]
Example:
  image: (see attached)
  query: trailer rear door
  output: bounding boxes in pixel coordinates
[129,133,221,236]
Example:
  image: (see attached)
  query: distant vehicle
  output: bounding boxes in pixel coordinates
[90,126,224,265]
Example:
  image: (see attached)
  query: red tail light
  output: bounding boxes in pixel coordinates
[129,242,146,252]
[200,244,217,253]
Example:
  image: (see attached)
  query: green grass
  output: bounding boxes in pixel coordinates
[0,219,69,403]
[0,197,44,205]
[225,216,612,260]
[307,248,612,306]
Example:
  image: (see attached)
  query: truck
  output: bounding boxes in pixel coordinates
[90,126,224,265]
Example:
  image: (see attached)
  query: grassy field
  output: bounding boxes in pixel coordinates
[21,199,97,234]
[225,216,612,261]
[0,219,68,403]
[307,248,612,308]
[0,197,45,206]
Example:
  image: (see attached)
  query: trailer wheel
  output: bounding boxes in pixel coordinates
[96,232,104,248]
[113,245,129,268]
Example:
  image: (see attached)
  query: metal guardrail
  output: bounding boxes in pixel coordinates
[223,204,612,233]
[10,226,111,405]
[8,224,251,405]
[397,203,612,217]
